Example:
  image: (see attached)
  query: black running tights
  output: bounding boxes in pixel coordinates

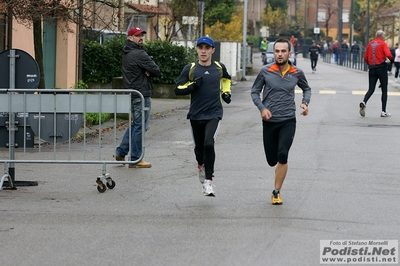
[190,119,220,179]
[363,67,388,112]
[311,58,317,70]
[262,118,296,167]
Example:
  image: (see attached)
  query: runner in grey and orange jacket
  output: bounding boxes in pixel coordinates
[251,38,311,205]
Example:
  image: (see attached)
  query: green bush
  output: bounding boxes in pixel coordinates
[71,80,89,89]
[143,40,196,84]
[247,35,260,48]
[82,35,126,84]
[71,80,111,126]
[85,112,110,126]
[82,38,196,85]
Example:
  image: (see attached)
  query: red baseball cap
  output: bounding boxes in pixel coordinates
[128,27,146,36]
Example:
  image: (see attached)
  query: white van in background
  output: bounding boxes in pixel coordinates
[82,29,127,44]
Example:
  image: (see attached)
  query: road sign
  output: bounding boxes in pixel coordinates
[182,16,198,25]
[0,49,40,90]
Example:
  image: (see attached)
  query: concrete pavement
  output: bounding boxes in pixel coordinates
[1,53,400,266]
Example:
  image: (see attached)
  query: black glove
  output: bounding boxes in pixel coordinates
[222,92,231,104]
[193,77,203,88]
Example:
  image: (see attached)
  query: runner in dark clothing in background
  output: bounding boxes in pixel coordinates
[308,41,319,73]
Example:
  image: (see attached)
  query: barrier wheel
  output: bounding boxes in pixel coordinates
[97,184,106,193]
[106,179,115,189]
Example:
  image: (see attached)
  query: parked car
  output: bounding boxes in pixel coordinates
[263,41,297,66]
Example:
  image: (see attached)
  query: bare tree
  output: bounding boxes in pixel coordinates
[322,0,336,38]
[151,0,198,42]
[354,0,398,44]
[153,0,237,42]
[2,0,121,88]
[262,4,289,37]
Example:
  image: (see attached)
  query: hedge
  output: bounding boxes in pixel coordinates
[82,37,196,85]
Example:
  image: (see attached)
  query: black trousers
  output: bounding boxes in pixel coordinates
[394,62,400,78]
[311,58,318,70]
[190,119,220,179]
[262,118,296,167]
[363,67,388,112]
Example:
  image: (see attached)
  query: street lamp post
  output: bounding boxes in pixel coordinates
[349,0,353,45]
[198,1,205,37]
[304,0,307,49]
[365,0,370,48]
[338,0,343,65]
[241,0,248,81]
[315,0,319,42]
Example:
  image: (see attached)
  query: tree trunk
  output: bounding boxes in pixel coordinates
[118,0,124,31]
[33,17,45,89]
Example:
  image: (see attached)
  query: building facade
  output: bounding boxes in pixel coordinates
[0,1,165,89]
[246,0,353,42]
[2,0,398,89]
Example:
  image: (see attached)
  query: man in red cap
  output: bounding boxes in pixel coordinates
[115,26,160,168]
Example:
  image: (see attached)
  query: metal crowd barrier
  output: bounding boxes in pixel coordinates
[302,44,368,71]
[0,88,146,193]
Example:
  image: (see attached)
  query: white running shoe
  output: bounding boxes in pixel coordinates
[381,111,391,117]
[202,179,215,197]
[198,165,205,184]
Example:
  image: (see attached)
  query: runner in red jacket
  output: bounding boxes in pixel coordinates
[359,30,393,117]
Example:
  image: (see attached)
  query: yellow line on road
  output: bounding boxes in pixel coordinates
[319,90,336,94]
[352,91,366,95]
[294,90,400,96]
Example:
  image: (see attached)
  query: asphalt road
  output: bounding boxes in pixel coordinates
[1,54,400,266]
